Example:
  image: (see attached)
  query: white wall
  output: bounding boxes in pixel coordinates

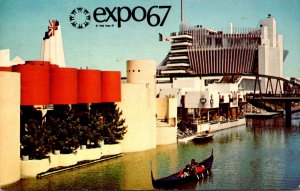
[156,97,177,145]
[260,16,276,48]
[156,127,177,145]
[277,34,284,77]
[173,77,202,92]
[156,98,168,119]
[156,83,172,93]
[156,97,177,124]
[0,71,20,186]
[168,98,177,120]
[185,91,201,108]
[118,83,157,152]
[0,49,10,66]
[157,88,182,107]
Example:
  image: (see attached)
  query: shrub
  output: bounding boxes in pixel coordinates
[45,105,80,154]
[21,119,49,159]
[103,106,127,144]
[91,103,127,144]
[20,103,128,158]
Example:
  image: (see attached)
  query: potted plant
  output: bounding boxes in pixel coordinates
[20,119,50,160]
[87,111,104,148]
[20,119,50,178]
[73,104,90,149]
[47,105,80,154]
[46,105,80,166]
[78,124,89,149]
[76,111,104,160]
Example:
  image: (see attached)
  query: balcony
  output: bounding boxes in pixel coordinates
[171,42,192,46]
[171,33,192,39]
[161,70,187,74]
[170,49,188,54]
[166,63,190,67]
[169,56,189,60]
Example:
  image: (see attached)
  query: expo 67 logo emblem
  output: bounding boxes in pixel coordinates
[69,5,171,29]
[69,7,91,29]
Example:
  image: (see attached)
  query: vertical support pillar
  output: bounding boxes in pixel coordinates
[254,76,262,97]
[257,77,262,99]
[227,103,230,120]
[285,101,291,127]
[266,78,274,94]
[207,110,210,122]
[275,79,282,95]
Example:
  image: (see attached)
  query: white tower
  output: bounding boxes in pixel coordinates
[258,15,284,91]
[118,60,157,152]
[41,20,66,67]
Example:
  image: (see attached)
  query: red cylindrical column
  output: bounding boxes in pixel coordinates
[50,68,77,104]
[50,64,59,69]
[77,69,101,103]
[12,61,50,105]
[101,71,121,102]
[0,66,12,72]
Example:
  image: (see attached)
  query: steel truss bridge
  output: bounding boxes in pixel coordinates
[157,73,300,126]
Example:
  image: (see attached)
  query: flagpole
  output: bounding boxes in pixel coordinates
[181,0,184,24]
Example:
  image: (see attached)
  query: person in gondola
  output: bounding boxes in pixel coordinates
[195,165,206,177]
[177,165,190,178]
[177,169,184,178]
[191,159,198,166]
[182,164,192,178]
[190,159,200,180]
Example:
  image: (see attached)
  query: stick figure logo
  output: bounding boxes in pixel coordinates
[69,7,91,29]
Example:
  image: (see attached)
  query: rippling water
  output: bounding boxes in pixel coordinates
[3,114,300,190]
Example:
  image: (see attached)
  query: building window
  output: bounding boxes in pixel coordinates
[216,38,222,47]
[138,70,140,72]
[207,37,212,46]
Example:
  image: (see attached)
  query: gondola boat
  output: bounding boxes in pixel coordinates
[151,150,214,189]
[192,132,213,142]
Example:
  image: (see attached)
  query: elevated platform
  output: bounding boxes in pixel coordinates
[245,112,281,118]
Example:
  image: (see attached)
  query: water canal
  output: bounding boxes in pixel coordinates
[3,113,300,190]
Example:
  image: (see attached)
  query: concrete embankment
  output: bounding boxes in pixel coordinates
[37,154,123,178]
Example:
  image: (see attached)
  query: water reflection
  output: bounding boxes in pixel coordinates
[3,114,300,190]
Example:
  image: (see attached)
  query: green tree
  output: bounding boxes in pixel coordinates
[102,104,127,144]
[46,105,80,154]
[21,119,49,159]
[87,111,105,147]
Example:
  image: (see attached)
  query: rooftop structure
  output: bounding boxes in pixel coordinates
[0,49,25,67]
[157,14,288,80]
[41,20,66,67]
